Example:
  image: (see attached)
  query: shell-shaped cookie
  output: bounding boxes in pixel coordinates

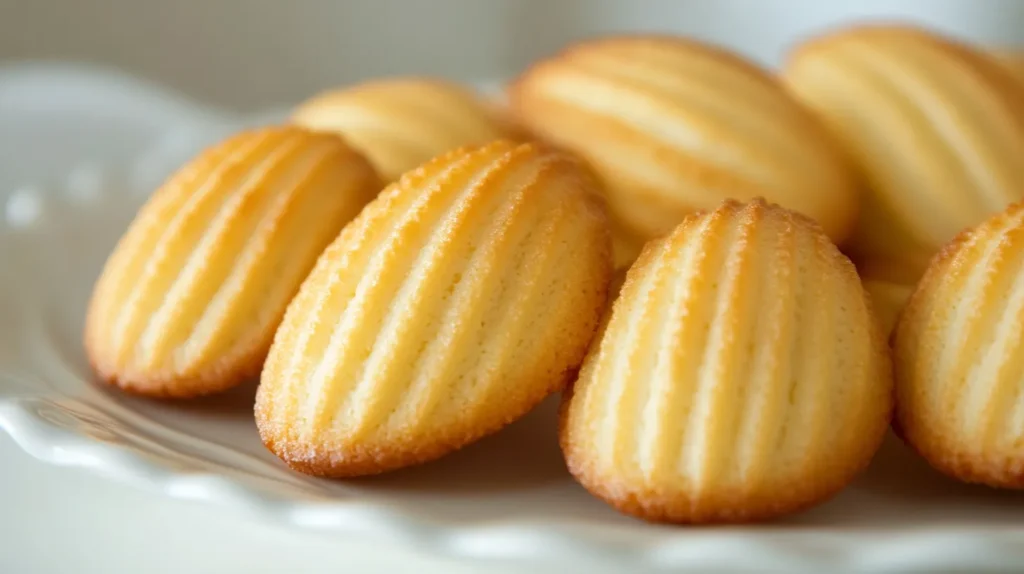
[292,77,515,182]
[857,258,922,336]
[256,140,612,477]
[560,199,893,524]
[893,201,1024,489]
[782,24,1024,280]
[85,126,381,398]
[507,35,859,266]
[989,47,1024,84]
[862,278,915,337]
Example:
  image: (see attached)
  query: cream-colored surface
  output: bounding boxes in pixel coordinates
[782,24,1024,282]
[893,201,1024,489]
[292,78,515,182]
[256,140,611,476]
[561,199,893,523]
[85,126,381,397]
[508,35,859,268]
[0,440,527,574]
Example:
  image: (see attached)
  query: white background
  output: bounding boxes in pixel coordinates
[3,0,1024,110]
[1,1,1023,572]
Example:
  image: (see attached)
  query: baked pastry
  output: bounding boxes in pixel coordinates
[782,24,1024,282]
[507,34,859,269]
[609,213,648,271]
[989,47,1024,84]
[84,126,381,398]
[893,201,1024,489]
[256,140,612,477]
[560,198,893,524]
[857,258,921,336]
[862,278,915,337]
[292,77,515,182]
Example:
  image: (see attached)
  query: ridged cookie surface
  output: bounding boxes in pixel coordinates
[560,199,893,524]
[782,24,1024,280]
[893,201,1024,489]
[85,126,381,398]
[256,140,612,477]
[508,35,859,267]
[292,77,514,182]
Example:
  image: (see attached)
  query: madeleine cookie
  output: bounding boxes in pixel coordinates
[508,35,859,268]
[85,126,381,398]
[560,199,893,524]
[862,278,915,337]
[256,140,612,477]
[893,201,1024,489]
[857,258,922,336]
[782,24,1024,281]
[292,77,515,182]
[989,47,1024,84]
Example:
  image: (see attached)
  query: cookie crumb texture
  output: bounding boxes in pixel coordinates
[509,35,858,269]
[894,201,1024,489]
[256,140,612,477]
[560,199,893,524]
[84,126,381,398]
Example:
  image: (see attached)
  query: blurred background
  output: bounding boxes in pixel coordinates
[2,0,1024,112]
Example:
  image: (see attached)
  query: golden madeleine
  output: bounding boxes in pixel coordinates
[256,140,612,477]
[893,201,1024,489]
[292,77,515,182]
[560,199,893,524]
[782,24,1024,281]
[610,217,649,272]
[508,34,859,268]
[862,278,915,337]
[85,126,381,398]
[857,258,922,336]
[989,47,1024,84]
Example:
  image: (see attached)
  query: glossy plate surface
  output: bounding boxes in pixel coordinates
[0,63,1022,574]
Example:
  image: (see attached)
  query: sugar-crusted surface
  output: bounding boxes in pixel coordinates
[292,77,518,183]
[84,125,381,398]
[894,201,1024,489]
[560,198,893,524]
[256,140,612,477]
[782,23,1024,282]
[508,34,859,269]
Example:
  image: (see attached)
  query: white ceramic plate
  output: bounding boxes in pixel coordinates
[1,63,1023,574]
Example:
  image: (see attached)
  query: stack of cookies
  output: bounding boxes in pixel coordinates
[83,22,1024,525]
